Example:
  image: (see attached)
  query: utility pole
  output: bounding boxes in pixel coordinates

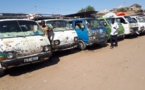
[35,5,37,14]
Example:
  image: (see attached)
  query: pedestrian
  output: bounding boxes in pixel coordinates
[110,18,119,49]
[40,20,53,43]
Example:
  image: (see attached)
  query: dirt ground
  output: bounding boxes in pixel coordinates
[1,35,145,90]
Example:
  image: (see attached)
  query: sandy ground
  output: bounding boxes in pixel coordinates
[1,35,145,90]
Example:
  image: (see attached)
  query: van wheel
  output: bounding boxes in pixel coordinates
[78,40,86,50]
[0,68,4,77]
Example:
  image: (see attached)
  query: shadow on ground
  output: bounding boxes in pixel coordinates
[5,56,60,77]
[124,34,138,39]
[52,49,80,58]
[85,43,109,51]
[4,48,82,77]
[3,41,113,77]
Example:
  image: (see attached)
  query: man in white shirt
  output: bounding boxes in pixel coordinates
[110,18,119,48]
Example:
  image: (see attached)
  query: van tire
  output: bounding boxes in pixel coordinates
[78,40,86,50]
[0,68,4,77]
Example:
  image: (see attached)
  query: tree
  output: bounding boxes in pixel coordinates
[85,5,95,11]
[136,9,143,13]
[78,8,86,13]
[136,9,143,15]
[77,5,96,13]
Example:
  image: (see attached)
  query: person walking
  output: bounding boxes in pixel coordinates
[110,18,119,49]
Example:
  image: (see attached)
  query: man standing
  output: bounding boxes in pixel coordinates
[110,18,119,49]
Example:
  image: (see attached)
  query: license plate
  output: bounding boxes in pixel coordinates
[24,56,39,63]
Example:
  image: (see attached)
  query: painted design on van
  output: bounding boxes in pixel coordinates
[0,36,48,58]
[0,53,5,60]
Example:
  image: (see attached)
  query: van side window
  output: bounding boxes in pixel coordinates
[75,21,84,29]
[0,21,21,33]
[116,18,126,24]
[99,20,107,26]
[132,18,137,22]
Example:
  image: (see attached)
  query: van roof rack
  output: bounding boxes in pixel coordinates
[0,13,69,20]
[0,13,28,19]
[31,14,63,20]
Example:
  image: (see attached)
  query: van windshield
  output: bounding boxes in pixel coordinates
[85,19,102,29]
[137,17,145,22]
[124,16,136,23]
[46,20,73,31]
[0,20,44,38]
[106,18,121,26]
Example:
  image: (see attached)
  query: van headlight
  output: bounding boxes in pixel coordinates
[89,36,93,40]
[54,40,60,45]
[5,52,15,59]
[74,37,78,42]
[99,29,103,34]
[92,36,96,39]
[141,26,144,30]
[89,36,96,40]
[42,46,50,52]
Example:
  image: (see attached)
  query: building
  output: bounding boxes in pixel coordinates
[130,4,142,11]
[110,4,142,16]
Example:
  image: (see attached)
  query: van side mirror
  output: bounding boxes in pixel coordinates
[103,22,107,26]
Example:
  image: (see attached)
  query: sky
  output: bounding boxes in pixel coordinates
[0,0,144,15]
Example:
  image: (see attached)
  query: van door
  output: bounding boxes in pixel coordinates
[99,19,111,38]
[116,17,130,35]
[53,30,77,45]
[132,17,141,32]
[73,20,89,44]
[118,23,125,36]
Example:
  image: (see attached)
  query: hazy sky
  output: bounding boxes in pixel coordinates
[0,0,144,15]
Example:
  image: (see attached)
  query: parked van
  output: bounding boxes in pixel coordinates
[98,17,125,39]
[69,18,108,50]
[0,19,52,76]
[115,16,139,35]
[37,19,79,52]
[131,16,145,34]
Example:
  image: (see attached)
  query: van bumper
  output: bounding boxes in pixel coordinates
[98,35,108,43]
[90,36,108,45]
[139,28,145,34]
[130,27,139,35]
[52,42,78,51]
[0,51,52,68]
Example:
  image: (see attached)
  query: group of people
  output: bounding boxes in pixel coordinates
[40,19,119,49]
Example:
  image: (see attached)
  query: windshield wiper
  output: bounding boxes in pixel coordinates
[26,34,45,36]
[34,34,44,36]
[16,35,25,37]
[54,30,65,32]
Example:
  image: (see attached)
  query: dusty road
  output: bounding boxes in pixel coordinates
[1,35,145,90]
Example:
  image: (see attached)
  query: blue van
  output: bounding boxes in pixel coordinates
[68,18,108,50]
